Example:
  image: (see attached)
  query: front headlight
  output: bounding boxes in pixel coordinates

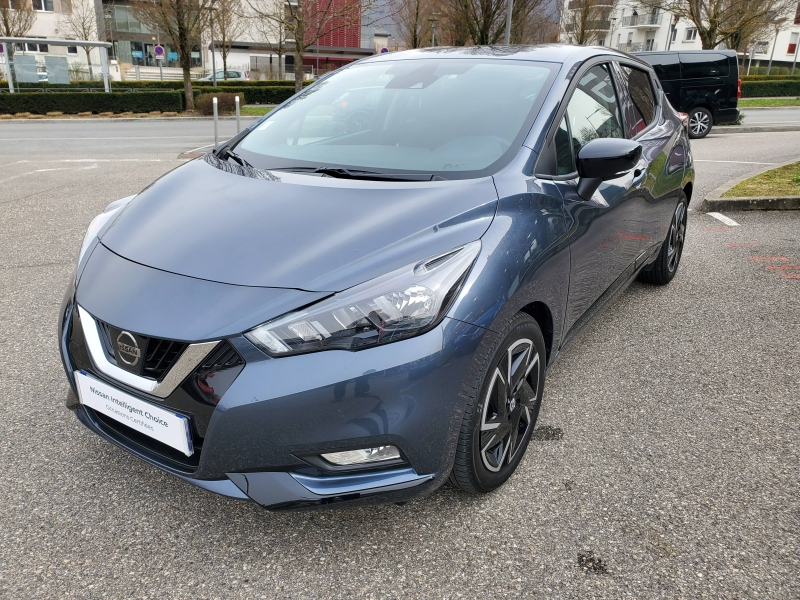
[77,195,136,265]
[245,240,481,356]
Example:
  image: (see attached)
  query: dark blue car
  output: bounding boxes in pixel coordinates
[60,45,694,510]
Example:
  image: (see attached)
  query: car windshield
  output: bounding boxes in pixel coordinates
[237,58,557,179]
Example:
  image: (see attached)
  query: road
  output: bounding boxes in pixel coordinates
[0,118,258,156]
[0,122,798,599]
[740,107,800,125]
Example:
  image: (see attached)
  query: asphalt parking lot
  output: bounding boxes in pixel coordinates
[0,122,798,599]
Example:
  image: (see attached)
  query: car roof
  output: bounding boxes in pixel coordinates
[360,44,646,67]
[635,49,737,57]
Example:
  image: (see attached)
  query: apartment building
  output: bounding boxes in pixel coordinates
[1,0,103,79]
[561,1,800,71]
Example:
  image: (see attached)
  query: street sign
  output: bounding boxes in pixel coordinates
[380,47,388,53]
[154,45,165,60]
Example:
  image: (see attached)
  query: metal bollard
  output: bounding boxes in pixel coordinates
[213,97,218,148]
[235,95,241,133]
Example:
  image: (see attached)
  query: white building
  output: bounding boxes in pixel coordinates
[561,1,800,71]
[1,0,105,81]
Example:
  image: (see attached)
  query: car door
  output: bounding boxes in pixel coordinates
[535,61,647,341]
[613,61,683,256]
[678,53,729,117]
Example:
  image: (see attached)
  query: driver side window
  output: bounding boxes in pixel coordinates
[565,64,624,162]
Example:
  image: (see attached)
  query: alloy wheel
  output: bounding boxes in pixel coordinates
[667,202,686,272]
[479,339,540,472]
[689,111,710,137]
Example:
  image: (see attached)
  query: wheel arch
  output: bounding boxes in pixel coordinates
[520,301,554,364]
[683,182,693,204]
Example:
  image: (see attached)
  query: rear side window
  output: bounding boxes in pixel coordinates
[619,66,656,135]
[642,53,681,81]
[680,53,729,78]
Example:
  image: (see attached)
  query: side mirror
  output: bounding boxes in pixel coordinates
[575,138,642,200]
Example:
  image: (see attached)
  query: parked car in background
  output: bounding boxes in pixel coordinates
[198,69,249,82]
[633,49,740,138]
[61,45,694,510]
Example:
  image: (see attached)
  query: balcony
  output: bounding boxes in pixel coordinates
[621,14,663,28]
[564,20,612,33]
[618,41,658,52]
[567,0,613,8]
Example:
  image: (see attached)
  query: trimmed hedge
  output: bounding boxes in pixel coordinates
[113,79,304,89]
[740,79,800,97]
[193,85,297,104]
[0,91,183,114]
[743,66,798,76]
[740,74,800,81]
[13,79,304,90]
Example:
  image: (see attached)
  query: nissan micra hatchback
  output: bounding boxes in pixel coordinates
[60,45,694,510]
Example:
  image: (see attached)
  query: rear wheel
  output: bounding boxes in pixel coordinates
[639,194,687,285]
[688,107,712,139]
[450,313,546,493]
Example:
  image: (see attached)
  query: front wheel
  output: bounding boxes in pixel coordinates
[688,107,712,139]
[639,194,687,285]
[450,313,546,493]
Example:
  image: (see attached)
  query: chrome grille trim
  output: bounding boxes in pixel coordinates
[77,305,220,399]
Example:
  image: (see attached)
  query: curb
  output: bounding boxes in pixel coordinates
[740,106,800,110]
[0,116,262,123]
[712,124,800,134]
[699,157,800,212]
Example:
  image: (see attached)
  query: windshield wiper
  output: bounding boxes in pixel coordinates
[268,166,434,182]
[216,147,253,168]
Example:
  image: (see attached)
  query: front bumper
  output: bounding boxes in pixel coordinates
[60,284,487,509]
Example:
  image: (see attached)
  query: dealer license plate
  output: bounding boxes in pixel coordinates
[75,370,194,456]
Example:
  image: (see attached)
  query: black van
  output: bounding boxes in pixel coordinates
[633,50,740,139]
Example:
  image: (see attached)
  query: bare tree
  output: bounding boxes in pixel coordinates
[509,0,555,43]
[390,0,430,48]
[213,0,249,77]
[0,0,36,39]
[443,0,508,44]
[247,0,376,92]
[639,0,796,50]
[132,0,213,110]
[59,0,99,79]
[247,1,287,78]
[559,0,614,46]
[437,0,554,46]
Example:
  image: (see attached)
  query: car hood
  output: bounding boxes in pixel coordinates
[100,156,498,292]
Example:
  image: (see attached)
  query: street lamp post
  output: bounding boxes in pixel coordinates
[792,32,800,75]
[766,17,787,75]
[429,16,438,47]
[209,2,218,87]
[504,0,514,44]
[666,14,678,51]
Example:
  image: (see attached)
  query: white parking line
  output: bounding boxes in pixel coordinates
[183,143,216,153]
[694,160,776,165]
[707,212,740,227]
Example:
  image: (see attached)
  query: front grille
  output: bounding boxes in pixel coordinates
[143,338,189,380]
[199,342,245,372]
[97,320,115,358]
[96,319,189,381]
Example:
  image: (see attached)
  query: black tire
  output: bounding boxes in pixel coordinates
[638,194,688,285]
[688,107,712,139]
[450,313,546,493]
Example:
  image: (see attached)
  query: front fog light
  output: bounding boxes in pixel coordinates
[321,445,401,466]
